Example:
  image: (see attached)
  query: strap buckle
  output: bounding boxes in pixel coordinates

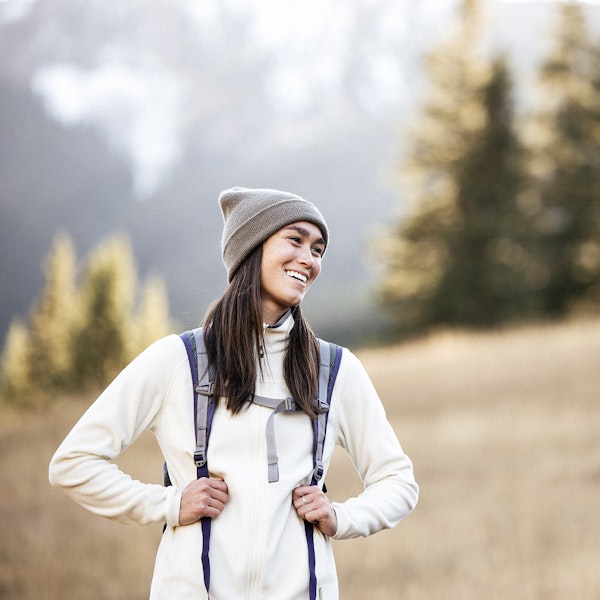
[312,463,324,483]
[194,448,207,467]
[283,397,296,411]
[197,382,214,397]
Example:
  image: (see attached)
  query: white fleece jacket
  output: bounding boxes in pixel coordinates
[49,315,418,600]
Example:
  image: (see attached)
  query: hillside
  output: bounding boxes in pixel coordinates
[1,316,599,599]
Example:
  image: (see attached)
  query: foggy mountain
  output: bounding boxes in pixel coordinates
[1,0,600,347]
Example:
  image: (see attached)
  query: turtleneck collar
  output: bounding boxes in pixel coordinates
[263,309,292,329]
[262,309,293,357]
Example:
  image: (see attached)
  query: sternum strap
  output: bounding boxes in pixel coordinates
[253,395,297,483]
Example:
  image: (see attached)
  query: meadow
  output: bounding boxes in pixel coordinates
[1,317,598,599]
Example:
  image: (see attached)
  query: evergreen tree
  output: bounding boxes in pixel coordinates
[1,233,77,406]
[27,232,78,395]
[523,2,600,316]
[450,58,534,324]
[0,319,33,405]
[71,234,137,390]
[377,0,529,333]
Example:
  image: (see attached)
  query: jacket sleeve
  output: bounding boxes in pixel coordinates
[48,335,186,528]
[330,349,419,540]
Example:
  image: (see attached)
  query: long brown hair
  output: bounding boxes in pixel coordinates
[202,244,321,418]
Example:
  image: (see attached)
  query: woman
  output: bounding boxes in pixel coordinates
[49,187,419,599]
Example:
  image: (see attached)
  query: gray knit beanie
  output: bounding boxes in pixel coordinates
[219,187,329,281]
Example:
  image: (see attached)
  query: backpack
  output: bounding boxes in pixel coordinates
[165,327,343,600]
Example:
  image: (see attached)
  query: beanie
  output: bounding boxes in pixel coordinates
[219,187,329,282]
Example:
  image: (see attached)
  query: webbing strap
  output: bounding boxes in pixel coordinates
[317,339,331,410]
[253,395,298,483]
[312,339,332,485]
[304,522,318,600]
[305,340,343,600]
[180,330,213,596]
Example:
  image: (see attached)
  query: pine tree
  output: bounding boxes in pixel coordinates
[71,234,138,389]
[523,2,600,315]
[377,0,530,333]
[1,233,77,406]
[26,232,78,395]
[0,319,33,405]
[450,58,533,324]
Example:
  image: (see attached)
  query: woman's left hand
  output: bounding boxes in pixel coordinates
[293,485,338,537]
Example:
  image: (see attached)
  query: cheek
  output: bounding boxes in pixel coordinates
[260,256,282,290]
[311,261,322,283]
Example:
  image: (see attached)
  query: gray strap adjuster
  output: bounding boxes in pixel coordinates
[196,381,214,396]
[194,448,207,468]
[253,395,298,483]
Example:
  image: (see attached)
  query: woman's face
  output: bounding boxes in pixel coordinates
[260,221,325,323]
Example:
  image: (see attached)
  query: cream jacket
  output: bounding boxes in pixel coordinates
[49,315,418,599]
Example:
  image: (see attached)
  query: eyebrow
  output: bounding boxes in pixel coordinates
[284,225,325,246]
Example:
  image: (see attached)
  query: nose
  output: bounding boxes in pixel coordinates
[298,244,315,267]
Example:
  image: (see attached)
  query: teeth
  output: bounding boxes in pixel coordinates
[287,270,307,283]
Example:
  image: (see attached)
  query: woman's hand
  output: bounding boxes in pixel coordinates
[179,477,229,525]
[293,485,338,537]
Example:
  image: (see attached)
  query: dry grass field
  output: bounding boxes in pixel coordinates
[1,317,599,599]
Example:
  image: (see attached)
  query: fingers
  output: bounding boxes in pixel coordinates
[179,477,229,525]
[292,485,338,536]
[292,485,315,506]
[294,491,324,520]
[293,486,315,511]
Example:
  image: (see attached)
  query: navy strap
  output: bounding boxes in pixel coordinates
[180,330,214,596]
[305,341,343,600]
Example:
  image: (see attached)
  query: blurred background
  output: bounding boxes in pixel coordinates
[1,0,599,598]
[2,0,599,352]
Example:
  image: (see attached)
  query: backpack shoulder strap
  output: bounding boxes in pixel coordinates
[306,338,343,600]
[164,328,211,485]
[178,327,214,595]
[311,339,343,486]
[179,327,215,475]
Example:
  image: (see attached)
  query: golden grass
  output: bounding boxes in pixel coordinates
[1,317,599,599]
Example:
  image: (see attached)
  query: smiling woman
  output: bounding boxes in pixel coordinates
[48,187,418,600]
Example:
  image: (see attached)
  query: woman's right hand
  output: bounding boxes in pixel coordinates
[179,477,229,525]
